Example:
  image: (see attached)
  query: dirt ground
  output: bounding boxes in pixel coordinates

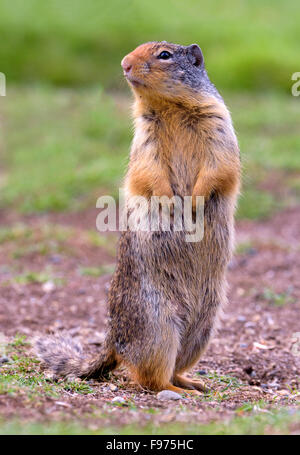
[0,206,299,429]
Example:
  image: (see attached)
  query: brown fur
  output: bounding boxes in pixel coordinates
[35,42,240,395]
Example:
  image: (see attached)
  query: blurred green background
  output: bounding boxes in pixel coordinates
[0,0,299,217]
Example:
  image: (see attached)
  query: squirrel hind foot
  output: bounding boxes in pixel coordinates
[172,374,208,393]
[165,382,202,396]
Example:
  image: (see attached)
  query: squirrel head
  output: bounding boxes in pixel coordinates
[121,42,211,105]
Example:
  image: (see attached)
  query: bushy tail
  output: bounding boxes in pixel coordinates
[35,334,118,380]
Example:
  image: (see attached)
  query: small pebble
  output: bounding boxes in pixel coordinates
[49,255,62,264]
[0,356,10,364]
[66,375,81,383]
[276,390,289,396]
[197,370,207,376]
[42,281,56,293]
[69,327,80,336]
[44,372,58,382]
[157,390,182,401]
[236,288,245,297]
[112,396,126,404]
[109,384,118,392]
[245,322,255,328]
[55,401,71,408]
[244,366,253,375]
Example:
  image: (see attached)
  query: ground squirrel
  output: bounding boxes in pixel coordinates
[36,42,240,395]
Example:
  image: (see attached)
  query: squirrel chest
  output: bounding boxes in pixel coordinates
[133,109,211,197]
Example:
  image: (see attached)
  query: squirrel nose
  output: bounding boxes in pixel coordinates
[121,57,132,74]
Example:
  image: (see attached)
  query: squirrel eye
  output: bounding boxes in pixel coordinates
[157,51,172,60]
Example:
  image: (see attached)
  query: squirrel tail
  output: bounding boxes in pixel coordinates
[35,334,118,380]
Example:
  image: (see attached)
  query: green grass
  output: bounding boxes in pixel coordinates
[198,372,245,402]
[0,0,299,92]
[0,87,130,212]
[1,336,299,435]
[231,93,300,171]
[9,333,30,348]
[12,271,63,286]
[0,2,299,220]
[0,223,71,265]
[1,86,299,218]
[79,265,115,277]
[230,93,300,219]
[0,335,95,398]
[262,287,295,306]
[0,408,299,435]
[0,224,32,245]
[235,241,255,255]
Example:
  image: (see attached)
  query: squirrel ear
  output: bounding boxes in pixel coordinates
[188,44,204,67]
